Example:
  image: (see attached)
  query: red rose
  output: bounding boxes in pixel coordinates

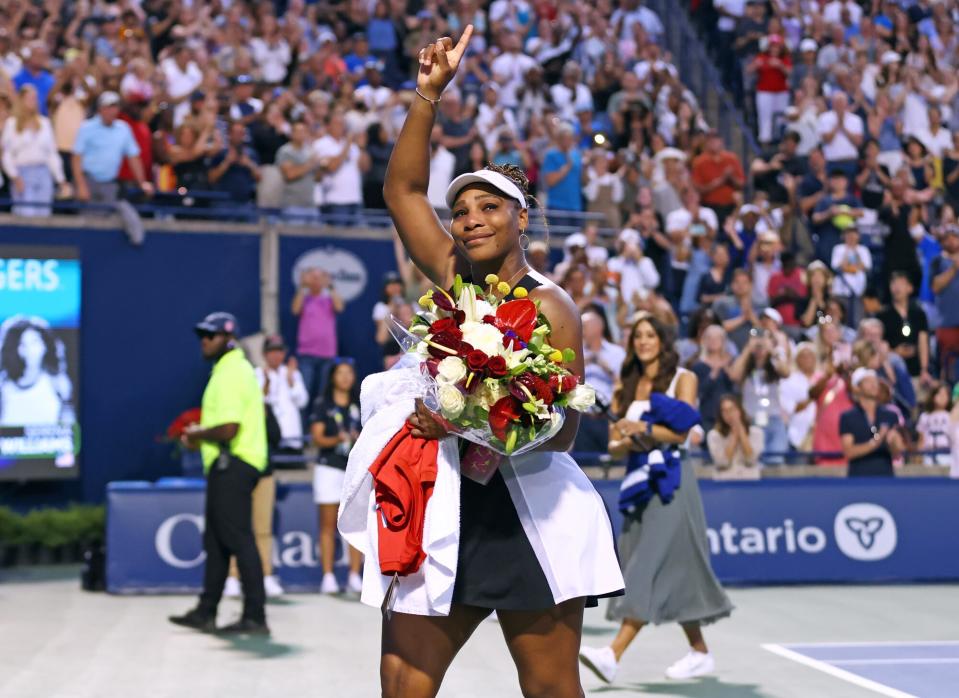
[549,373,578,395]
[429,317,461,336]
[428,331,461,358]
[466,350,489,373]
[488,395,523,441]
[487,355,508,378]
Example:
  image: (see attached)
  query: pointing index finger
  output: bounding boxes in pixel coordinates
[450,24,474,62]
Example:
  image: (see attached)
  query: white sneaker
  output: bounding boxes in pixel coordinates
[264,575,285,598]
[579,645,618,684]
[223,576,242,598]
[346,572,363,594]
[665,650,715,679]
[320,572,340,594]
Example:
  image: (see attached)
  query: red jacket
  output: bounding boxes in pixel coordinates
[368,422,438,576]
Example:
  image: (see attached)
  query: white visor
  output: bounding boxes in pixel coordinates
[445,169,528,210]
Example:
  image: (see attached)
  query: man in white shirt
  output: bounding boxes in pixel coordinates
[822,0,862,27]
[161,43,203,126]
[249,16,291,84]
[354,62,393,110]
[313,111,368,223]
[255,334,309,450]
[816,92,864,179]
[575,311,627,451]
[489,0,533,33]
[228,75,264,123]
[608,228,661,307]
[611,0,665,43]
[831,225,871,301]
[490,32,537,110]
[427,126,456,211]
[549,62,594,122]
[917,105,952,158]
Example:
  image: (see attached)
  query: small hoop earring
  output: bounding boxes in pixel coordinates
[519,232,530,251]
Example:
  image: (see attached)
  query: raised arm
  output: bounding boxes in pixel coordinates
[382,25,474,287]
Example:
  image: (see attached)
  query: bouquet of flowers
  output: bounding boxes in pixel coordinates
[392,274,595,480]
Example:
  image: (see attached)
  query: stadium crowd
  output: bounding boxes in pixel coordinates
[1,0,958,475]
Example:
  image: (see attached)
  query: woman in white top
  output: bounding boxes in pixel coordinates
[707,394,763,480]
[0,316,73,427]
[1,84,66,217]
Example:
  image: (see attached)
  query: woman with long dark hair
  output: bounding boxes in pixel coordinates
[343,26,623,697]
[579,313,732,684]
[0,316,73,426]
[707,394,764,480]
[310,359,363,595]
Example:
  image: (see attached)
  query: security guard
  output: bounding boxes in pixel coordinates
[169,312,269,635]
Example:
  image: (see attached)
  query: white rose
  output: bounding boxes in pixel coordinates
[436,356,468,385]
[460,321,505,357]
[567,384,596,412]
[438,384,466,419]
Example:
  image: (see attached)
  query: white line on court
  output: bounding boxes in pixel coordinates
[785,641,959,648]
[826,659,959,666]
[761,644,918,698]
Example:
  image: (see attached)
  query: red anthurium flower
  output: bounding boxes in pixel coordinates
[425,358,440,377]
[494,299,537,344]
[432,290,456,312]
[466,350,489,374]
[489,395,522,441]
[487,355,508,378]
[429,317,462,336]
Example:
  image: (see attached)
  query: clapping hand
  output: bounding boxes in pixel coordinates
[417,24,474,101]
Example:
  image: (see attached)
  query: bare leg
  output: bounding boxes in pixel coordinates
[381,604,490,698]
[348,545,364,575]
[498,598,587,698]
[681,622,708,653]
[318,504,338,574]
[610,618,646,661]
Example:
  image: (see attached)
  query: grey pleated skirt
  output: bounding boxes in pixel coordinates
[607,459,734,625]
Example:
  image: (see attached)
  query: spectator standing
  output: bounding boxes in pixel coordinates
[691,131,745,224]
[13,42,54,117]
[696,244,731,307]
[577,311,626,452]
[780,342,818,451]
[799,260,833,329]
[840,368,903,477]
[747,34,791,145]
[550,62,594,122]
[830,226,872,327]
[541,123,583,221]
[275,121,322,219]
[437,90,477,176]
[751,232,781,308]
[728,332,791,461]
[2,85,65,217]
[876,272,930,383]
[690,325,736,432]
[255,334,309,453]
[292,267,344,405]
[250,16,292,85]
[607,229,661,311]
[314,112,369,224]
[160,43,203,126]
[767,251,807,331]
[310,359,364,595]
[714,269,764,351]
[816,93,864,180]
[427,125,457,210]
[916,383,952,466]
[584,150,624,228]
[812,169,864,263]
[170,312,269,635]
[209,122,261,209]
[707,395,763,480]
[72,92,153,206]
[931,228,959,378]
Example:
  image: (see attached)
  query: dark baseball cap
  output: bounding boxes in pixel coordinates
[262,333,287,352]
[194,312,238,336]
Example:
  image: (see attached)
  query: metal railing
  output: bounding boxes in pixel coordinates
[646,0,761,174]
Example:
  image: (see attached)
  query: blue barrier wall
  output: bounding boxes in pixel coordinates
[1,226,260,506]
[106,476,959,593]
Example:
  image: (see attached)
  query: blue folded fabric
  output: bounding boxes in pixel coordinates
[618,393,702,514]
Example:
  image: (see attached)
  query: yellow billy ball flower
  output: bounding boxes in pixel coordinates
[484,273,499,285]
[512,287,528,298]
[497,281,511,294]
[548,350,564,363]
